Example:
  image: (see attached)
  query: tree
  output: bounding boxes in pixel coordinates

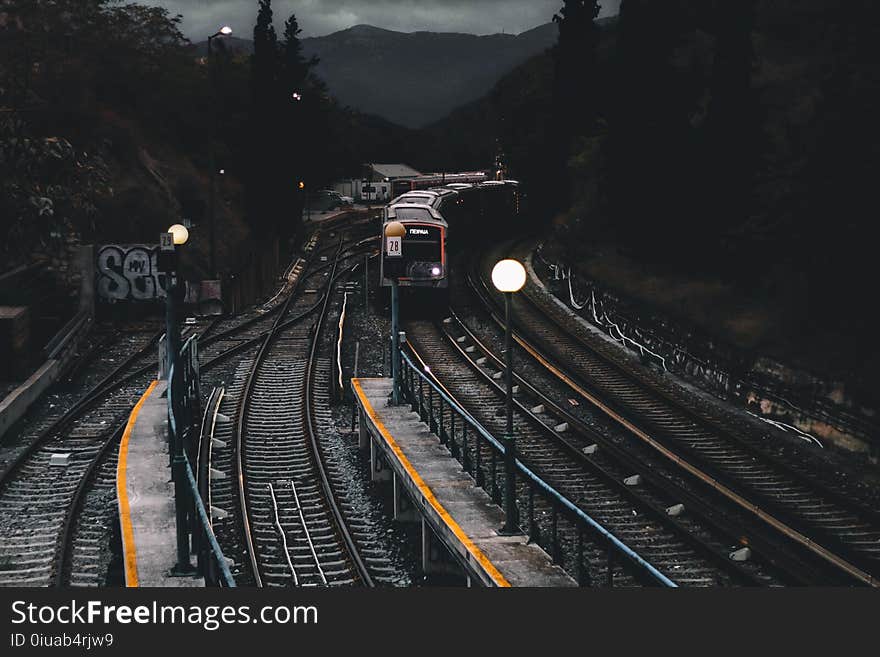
[549,1,601,217]
[553,1,601,139]
[277,13,319,239]
[246,0,280,231]
[704,0,758,247]
[280,14,315,94]
[800,2,880,331]
[605,0,694,259]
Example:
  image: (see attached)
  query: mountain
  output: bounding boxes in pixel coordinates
[301,23,557,128]
[197,23,559,128]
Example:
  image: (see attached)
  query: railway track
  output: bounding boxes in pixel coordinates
[404,319,785,586]
[191,231,381,586]
[466,247,880,586]
[0,215,378,588]
[0,328,164,586]
[234,231,378,587]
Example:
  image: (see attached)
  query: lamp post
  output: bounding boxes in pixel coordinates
[492,258,526,534]
[163,223,194,574]
[384,221,406,405]
[164,223,190,373]
[207,25,231,280]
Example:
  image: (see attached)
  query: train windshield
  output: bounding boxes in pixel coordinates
[392,207,434,221]
[396,195,434,206]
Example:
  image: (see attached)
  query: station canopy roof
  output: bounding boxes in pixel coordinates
[366,163,423,180]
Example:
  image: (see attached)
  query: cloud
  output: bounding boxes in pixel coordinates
[142,0,621,40]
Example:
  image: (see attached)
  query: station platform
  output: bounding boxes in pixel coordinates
[352,377,576,587]
[116,380,201,587]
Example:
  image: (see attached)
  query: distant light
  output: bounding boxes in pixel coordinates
[220,26,232,35]
[431,267,441,276]
[292,92,303,101]
[219,169,225,175]
[492,259,526,293]
[167,224,189,246]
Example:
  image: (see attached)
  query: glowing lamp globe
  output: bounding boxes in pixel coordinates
[492,259,526,293]
[385,221,406,238]
[167,224,189,246]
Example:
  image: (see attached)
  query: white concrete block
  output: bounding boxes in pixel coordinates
[729,547,751,562]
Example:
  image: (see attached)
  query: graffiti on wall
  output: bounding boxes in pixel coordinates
[96,244,169,301]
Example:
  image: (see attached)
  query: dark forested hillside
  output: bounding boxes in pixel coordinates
[0,0,250,278]
[422,0,880,392]
[0,1,419,277]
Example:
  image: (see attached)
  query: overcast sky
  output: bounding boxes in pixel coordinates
[142,0,622,41]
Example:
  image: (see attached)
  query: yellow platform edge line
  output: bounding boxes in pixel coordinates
[116,379,159,588]
[352,378,512,587]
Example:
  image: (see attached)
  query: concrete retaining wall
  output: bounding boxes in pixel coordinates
[0,245,95,441]
[532,247,877,457]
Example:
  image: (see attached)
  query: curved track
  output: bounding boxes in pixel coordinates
[0,328,163,586]
[235,232,377,588]
[0,213,378,588]
[405,319,781,586]
[466,247,880,586]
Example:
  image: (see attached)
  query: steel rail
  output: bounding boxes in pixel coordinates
[268,482,299,586]
[425,314,772,586]
[399,345,678,588]
[469,257,879,587]
[303,238,375,587]
[290,479,328,585]
[234,233,320,587]
[235,232,376,587]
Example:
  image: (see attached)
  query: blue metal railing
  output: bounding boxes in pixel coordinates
[167,335,236,587]
[398,347,676,588]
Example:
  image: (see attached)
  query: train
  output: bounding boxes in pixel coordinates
[379,178,522,292]
[389,171,489,198]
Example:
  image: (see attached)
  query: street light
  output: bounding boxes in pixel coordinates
[385,221,406,405]
[492,258,526,534]
[168,223,189,246]
[163,223,189,376]
[162,223,194,575]
[206,25,231,281]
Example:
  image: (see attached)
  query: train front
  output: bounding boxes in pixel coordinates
[380,204,448,289]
